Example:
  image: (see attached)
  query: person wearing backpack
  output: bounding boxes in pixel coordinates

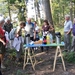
[8,28,16,49]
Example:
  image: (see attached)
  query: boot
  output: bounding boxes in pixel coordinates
[1,63,6,69]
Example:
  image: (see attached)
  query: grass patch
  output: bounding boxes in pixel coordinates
[63,52,75,63]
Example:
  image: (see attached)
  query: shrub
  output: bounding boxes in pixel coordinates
[63,52,75,63]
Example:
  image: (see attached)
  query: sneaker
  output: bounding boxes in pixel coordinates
[35,47,38,50]
[62,49,68,52]
[34,47,38,51]
[1,64,6,69]
[71,49,74,52]
[34,48,36,51]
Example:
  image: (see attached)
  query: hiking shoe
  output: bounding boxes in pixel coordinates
[1,64,6,69]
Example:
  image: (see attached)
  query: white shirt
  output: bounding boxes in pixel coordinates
[35,25,39,32]
[25,23,34,37]
[64,20,72,32]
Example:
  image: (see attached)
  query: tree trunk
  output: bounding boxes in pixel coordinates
[42,0,54,27]
[8,0,11,21]
[70,1,73,22]
[34,0,41,25]
[74,1,75,17]
[34,0,37,21]
[36,1,41,25]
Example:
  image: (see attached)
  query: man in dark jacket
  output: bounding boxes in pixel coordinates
[3,17,13,49]
[3,17,13,33]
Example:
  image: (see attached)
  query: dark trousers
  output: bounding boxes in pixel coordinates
[0,71,2,75]
[71,36,75,51]
[41,46,49,52]
[0,62,2,75]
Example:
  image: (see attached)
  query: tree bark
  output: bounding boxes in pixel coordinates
[36,1,41,25]
[42,0,54,27]
[8,0,11,21]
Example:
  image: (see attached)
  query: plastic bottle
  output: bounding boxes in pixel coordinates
[43,36,47,44]
[47,34,50,44]
[50,34,53,44]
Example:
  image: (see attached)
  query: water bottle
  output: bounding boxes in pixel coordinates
[47,34,50,44]
[50,34,53,44]
[25,34,30,45]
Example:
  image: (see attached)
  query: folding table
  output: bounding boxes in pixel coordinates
[23,43,66,71]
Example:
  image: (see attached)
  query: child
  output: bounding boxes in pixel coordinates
[13,21,25,62]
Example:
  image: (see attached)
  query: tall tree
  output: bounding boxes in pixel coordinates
[34,0,41,25]
[42,0,54,27]
[7,0,11,20]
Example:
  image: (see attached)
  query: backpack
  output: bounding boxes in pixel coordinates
[9,28,16,40]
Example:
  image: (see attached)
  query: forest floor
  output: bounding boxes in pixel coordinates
[1,47,75,75]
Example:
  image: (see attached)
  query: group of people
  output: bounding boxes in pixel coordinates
[0,14,75,72]
[0,16,54,70]
[64,14,75,52]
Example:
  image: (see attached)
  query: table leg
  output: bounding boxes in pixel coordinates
[32,49,37,65]
[28,48,35,70]
[23,49,27,70]
[53,47,58,71]
[53,46,66,71]
[23,48,36,70]
[59,47,66,71]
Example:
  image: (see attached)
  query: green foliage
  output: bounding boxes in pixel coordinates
[52,0,74,26]
[16,70,23,75]
[63,52,75,63]
[8,49,16,60]
[16,70,29,75]
[18,13,25,21]
[0,0,26,21]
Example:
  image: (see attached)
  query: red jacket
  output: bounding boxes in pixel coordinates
[0,26,5,41]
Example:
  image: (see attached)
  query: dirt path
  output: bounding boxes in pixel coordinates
[1,47,75,75]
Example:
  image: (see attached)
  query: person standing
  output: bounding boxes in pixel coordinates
[41,20,54,52]
[34,21,40,41]
[71,18,75,51]
[13,21,25,62]
[3,17,13,49]
[25,18,34,44]
[33,21,40,50]
[64,14,72,52]
[3,17,13,33]
[0,16,6,69]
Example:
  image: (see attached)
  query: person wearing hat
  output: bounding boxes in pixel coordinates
[0,16,6,69]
